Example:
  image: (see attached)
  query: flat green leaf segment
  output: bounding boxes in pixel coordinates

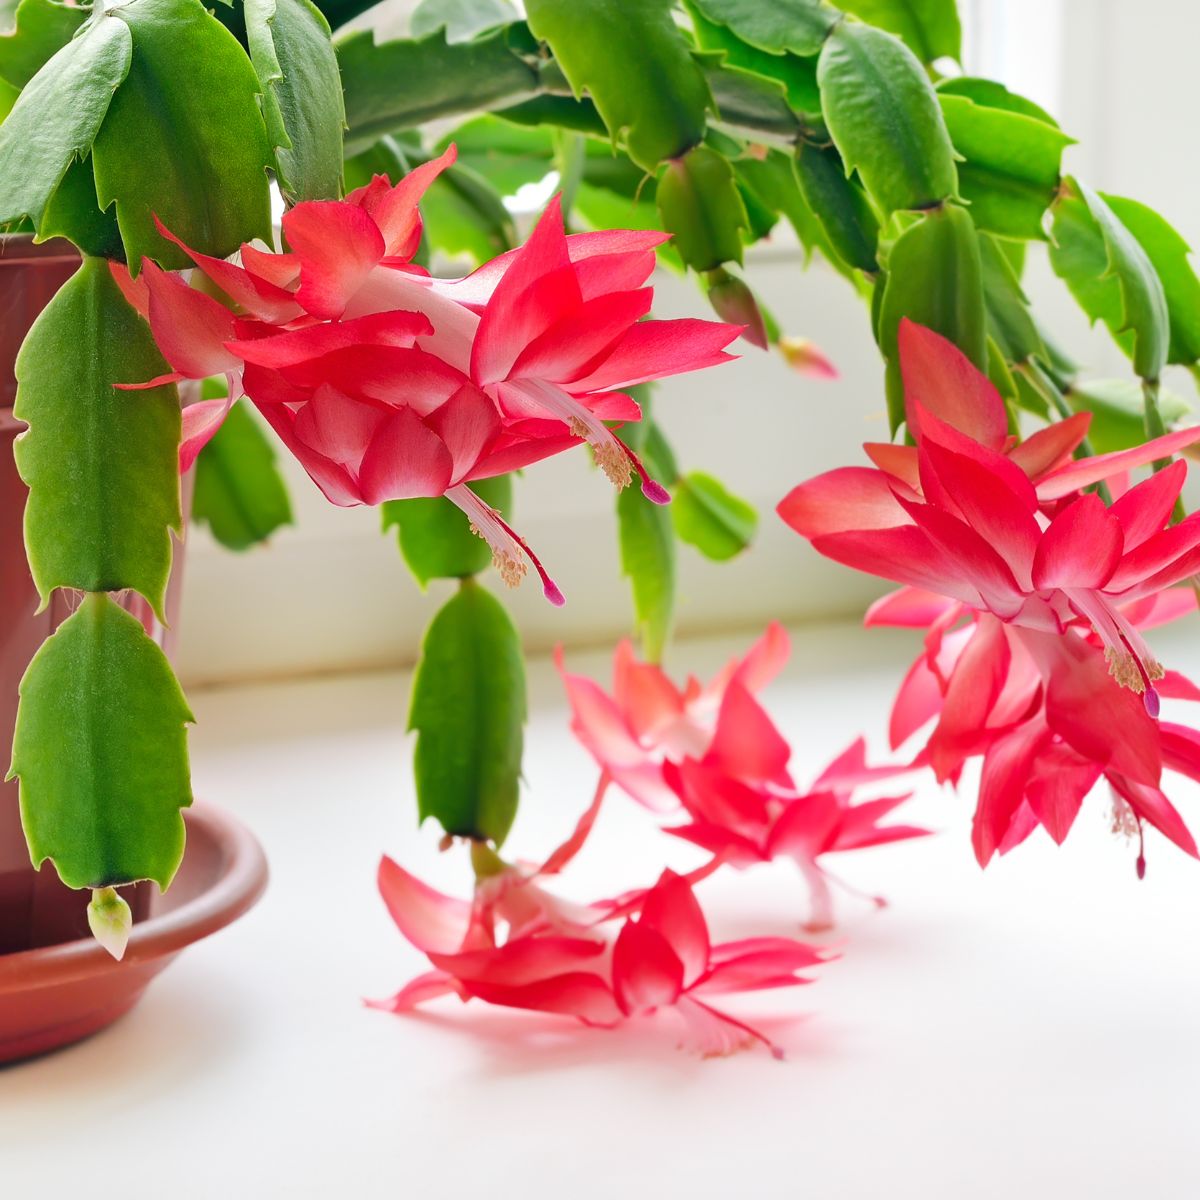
[1067,379,1192,455]
[411,0,517,42]
[656,144,748,271]
[1049,179,1169,382]
[409,581,526,846]
[1103,195,1200,368]
[92,0,273,270]
[9,593,194,891]
[338,25,538,155]
[838,0,961,64]
[0,0,85,89]
[792,142,879,273]
[383,475,513,586]
[14,257,182,618]
[818,20,957,215]
[689,0,838,57]
[525,0,712,171]
[0,11,130,232]
[672,470,757,561]
[939,93,1071,241]
[687,0,820,114]
[618,483,675,663]
[878,202,985,432]
[245,0,345,203]
[193,398,294,551]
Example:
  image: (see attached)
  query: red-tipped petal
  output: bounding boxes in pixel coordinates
[777,467,911,539]
[612,918,685,1015]
[283,200,385,319]
[638,869,711,989]
[899,320,1008,450]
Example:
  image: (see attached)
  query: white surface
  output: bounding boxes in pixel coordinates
[4,621,1200,1198]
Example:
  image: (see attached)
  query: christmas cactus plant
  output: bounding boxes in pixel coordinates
[3,0,1200,969]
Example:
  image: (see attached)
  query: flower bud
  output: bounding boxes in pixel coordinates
[704,269,768,350]
[87,887,132,961]
[778,336,838,380]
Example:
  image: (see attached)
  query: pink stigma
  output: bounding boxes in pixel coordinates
[1144,687,1161,719]
[616,434,671,505]
[491,508,565,608]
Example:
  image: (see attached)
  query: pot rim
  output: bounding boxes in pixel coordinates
[0,233,81,267]
[0,802,268,991]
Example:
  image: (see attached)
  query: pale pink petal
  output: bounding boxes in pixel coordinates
[180,395,235,472]
[377,856,472,954]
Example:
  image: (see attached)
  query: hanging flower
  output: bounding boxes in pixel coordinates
[873,589,1200,872]
[114,146,741,600]
[779,321,1200,713]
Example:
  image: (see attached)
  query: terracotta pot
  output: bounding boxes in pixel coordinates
[0,236,189,952]
[0,802,268,1063]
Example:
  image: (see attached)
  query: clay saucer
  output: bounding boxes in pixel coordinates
[0,803,268,1064]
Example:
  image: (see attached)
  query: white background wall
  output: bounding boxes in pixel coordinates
[175,0,1200,686]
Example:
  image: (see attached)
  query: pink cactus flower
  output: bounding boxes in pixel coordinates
[113,147,741,600]
[373,857,827,1059]
[779,321,1200,715]
[559,626,924,927]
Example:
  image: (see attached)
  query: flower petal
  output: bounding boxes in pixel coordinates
[898,319,1008,450]
[282,200,385,319]
[357,406,454,503]
[377,856,472,954]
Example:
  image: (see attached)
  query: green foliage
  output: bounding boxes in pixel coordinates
[193,398,294,552]
[1066,378,1191,454]
[1103,194,1200,367]
[525,0,711,171]
[0,12,131,235]
[9,593,193,891]
[702,58,804,139]
[1049,178,1169,382]
[671,470,757,561]
[14,257,182,620]
[939,93,1071,241]
[878,202,985,433]
[245,0,345,203]
[409,581,526,846]
[92,0,273,271]
[838,0,961,64]
[688,0,838,57]
[338,24,538,155]
[936,75,1058,125]
[0,0,84,89]
[979,232,1045,365]
[382,475,514,586]
[793,141,879,273]
[411,0,517,42]
[423,162,516,263]
[440,116,556,196]
[38,153,123,257]
[818,20,957,216]
[617,484,675,663]
[656,144,748,271]
[686,0,820,114]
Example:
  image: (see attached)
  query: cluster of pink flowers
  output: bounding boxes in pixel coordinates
[376,626,924,1056]
[115,145,740,602]
[558,625,926,929]
[780,321,1200,872]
